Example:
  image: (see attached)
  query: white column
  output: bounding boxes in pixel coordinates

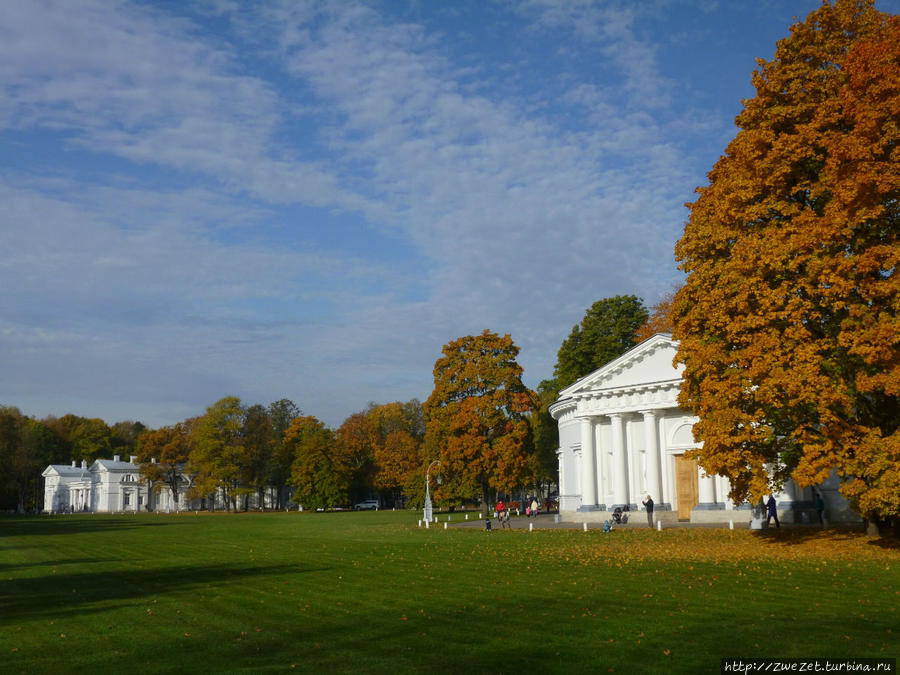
[610,413,628,508]
[695,467,724,512]
[556,448,565,497]
[641,410,661,505]
[579,417,598,510]
[698,472,716,505]
[593,423,606,510]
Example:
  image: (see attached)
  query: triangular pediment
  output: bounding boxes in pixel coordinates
[42,464,89,478]
[559,334,682,397]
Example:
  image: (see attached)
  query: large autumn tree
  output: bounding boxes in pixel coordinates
[673,0,899,524]
[425,330,537,508]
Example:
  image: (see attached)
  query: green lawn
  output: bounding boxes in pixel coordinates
[1,512,896,674]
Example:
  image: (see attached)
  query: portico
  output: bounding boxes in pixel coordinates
[549,334,850,524]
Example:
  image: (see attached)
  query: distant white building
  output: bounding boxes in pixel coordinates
[42,461,94,513]
[42,455,279,513]
[549,334,859,524]
[43,455,154,513]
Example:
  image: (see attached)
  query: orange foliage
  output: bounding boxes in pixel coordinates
[634,289,678,343]
[425,330,537,506]
[673,1,899,520]
[365,402,423,493]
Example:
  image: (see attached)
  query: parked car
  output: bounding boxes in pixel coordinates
[354,499,379,511]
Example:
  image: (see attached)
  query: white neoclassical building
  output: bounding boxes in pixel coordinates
[43,455,185,513]
[550,334,857,524]
[42,455,282,513]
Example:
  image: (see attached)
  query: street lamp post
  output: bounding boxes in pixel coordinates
[423,460,441,524]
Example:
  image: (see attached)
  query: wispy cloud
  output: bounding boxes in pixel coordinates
[0,0,752,427]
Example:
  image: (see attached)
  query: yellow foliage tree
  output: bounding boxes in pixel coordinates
[673,0,899,524]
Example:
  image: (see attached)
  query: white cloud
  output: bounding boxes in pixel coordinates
[0,0,704,427]
[270,0,688,321]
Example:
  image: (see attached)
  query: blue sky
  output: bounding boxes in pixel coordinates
[3,0,897,429]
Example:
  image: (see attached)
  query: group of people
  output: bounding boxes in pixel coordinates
[487,491,827,531]
[493,497,541,526]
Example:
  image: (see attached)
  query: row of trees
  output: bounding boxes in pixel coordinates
[137,397,432,512]
[0,297,669,514]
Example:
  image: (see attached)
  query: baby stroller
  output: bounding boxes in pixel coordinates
[612,506,629,524]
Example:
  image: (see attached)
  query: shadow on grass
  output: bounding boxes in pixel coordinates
[751,525,900,550]
[0,562,328,626]
[0,557,118,573]
[0,514,186,538]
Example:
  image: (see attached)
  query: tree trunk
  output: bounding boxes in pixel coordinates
[866,517,899,538]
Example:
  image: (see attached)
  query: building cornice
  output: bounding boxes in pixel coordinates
[571,378,683,417]
[549,397,578,420]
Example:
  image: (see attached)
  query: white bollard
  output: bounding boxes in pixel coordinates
[425,520,429,529]
[444,522,448,530]
[583,522,588,532]
[529,522,533,532]
[446,516,450,522]
[433,516,437,523]
[465,514,469,521]
[657,520,662,531]
[729,519,734,530]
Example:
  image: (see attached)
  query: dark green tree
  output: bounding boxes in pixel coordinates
[531,296,651,487]
[242,404,273,510]
[554,295,649,389]
[267,398,302,508]
[110,420,147,456]
[286,416,349,510]
[0,408,63,512]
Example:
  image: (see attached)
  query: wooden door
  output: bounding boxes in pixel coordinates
[675,455,699,521]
